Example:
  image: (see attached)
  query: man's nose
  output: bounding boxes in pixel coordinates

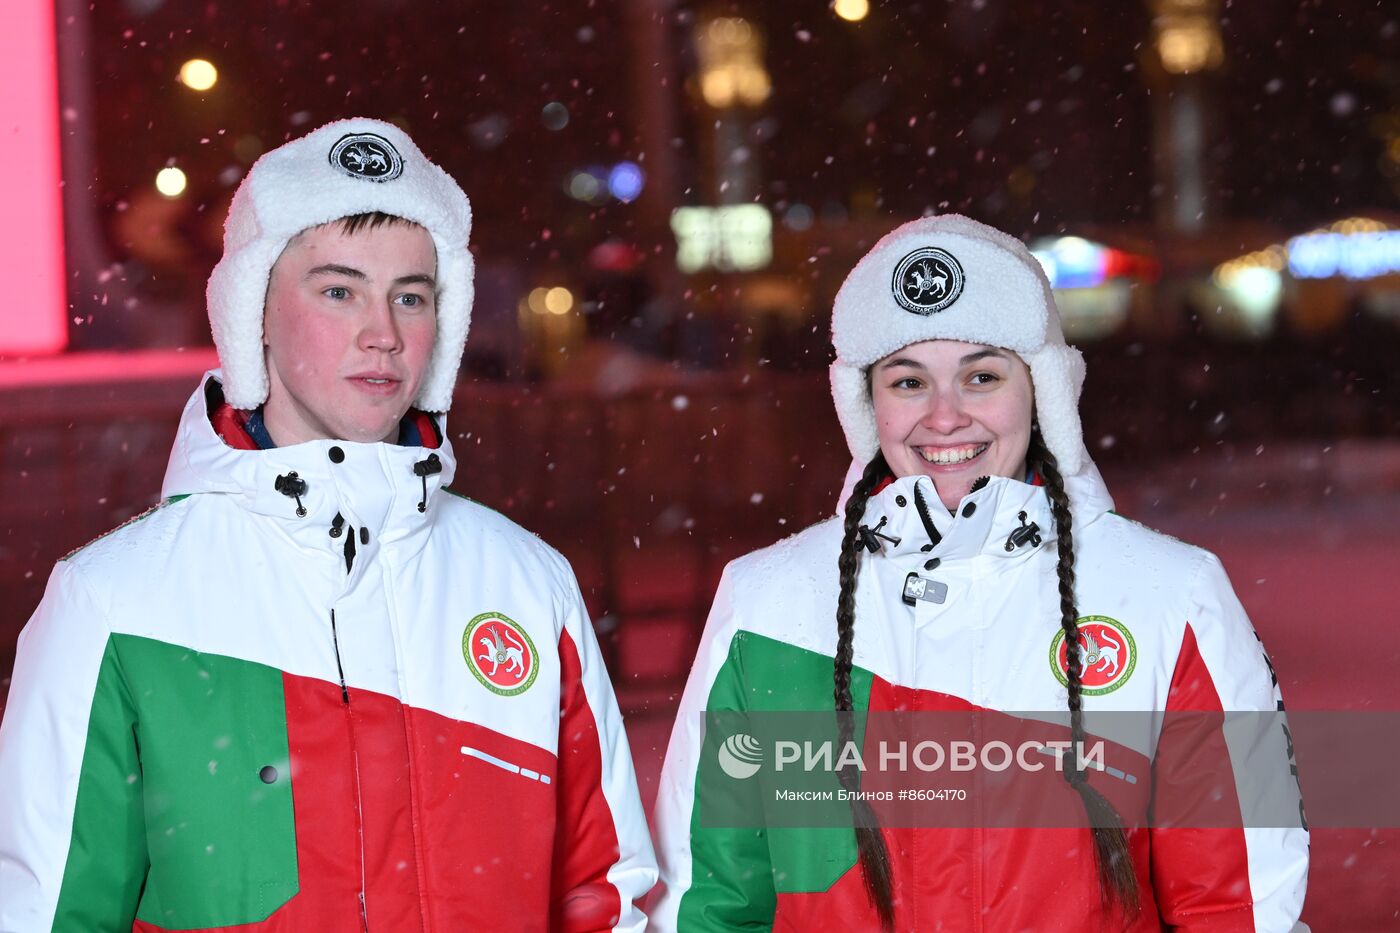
[359,300,402,352]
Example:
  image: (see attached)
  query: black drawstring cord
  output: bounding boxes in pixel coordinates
[857,516,901,553]
[274,472,308,517]
[912,485,943,550]
[329,512,345,539]
[413,454,442,513]
[1004,510,1043,552]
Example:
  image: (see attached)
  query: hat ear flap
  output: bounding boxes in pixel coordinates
[207,241,279,410]
[1024,343,1087,476]
[830,360,880,465]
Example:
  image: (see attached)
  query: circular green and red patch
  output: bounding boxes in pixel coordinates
[462,612,539,697]
[1049,615,1137,696]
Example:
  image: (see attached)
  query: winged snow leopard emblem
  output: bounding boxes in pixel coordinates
[892,247,965,314]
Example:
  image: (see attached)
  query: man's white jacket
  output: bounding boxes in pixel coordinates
[0,373,657,932]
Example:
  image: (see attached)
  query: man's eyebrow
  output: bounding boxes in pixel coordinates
[393,273,437,289]
[305,263,366,280]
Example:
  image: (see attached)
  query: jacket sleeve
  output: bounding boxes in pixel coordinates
[0,560,148,932]
[549,565,658,933]
[648,566,776,933]
[1149,552,1309,933]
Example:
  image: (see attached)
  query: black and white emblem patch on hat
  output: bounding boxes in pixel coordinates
[892,247,965,315]
[328,133,404,183]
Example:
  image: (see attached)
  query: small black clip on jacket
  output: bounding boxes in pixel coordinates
[274,471,308,518]
[413,454,443,513]
[857,516,901,553]
[1004,510,1042,552]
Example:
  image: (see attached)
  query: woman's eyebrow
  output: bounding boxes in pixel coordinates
[959,347,1009,365]
[877,356,926,371]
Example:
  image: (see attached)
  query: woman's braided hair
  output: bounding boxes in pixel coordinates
[834,451,895,930]
[1029,429,1140,913]
[831,432,1140,927]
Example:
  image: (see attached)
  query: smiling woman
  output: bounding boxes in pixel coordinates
[650,214,1309,933]
[262,216,439,445]
[870,340,1035,511]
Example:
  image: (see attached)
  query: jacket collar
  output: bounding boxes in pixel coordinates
[837,457,1115,564]
[161,372,457,551]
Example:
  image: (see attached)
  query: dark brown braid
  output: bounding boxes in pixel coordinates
[1032,432,1141,914]
[834,452,896,930]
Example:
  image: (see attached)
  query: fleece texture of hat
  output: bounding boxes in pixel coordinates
[830,214,1088,475]
[207,118,473,412]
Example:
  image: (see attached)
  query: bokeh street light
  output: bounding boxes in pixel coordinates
[1150,0,1223,75]
[696,17,770,109]
[154,166,187,198]
[177,58,218,91]
[832,0,870,23]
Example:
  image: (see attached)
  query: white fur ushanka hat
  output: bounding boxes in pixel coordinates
[207,118,474,412]
[830,214,1088,475]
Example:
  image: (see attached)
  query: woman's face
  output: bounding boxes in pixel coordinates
[870,339,1035,510]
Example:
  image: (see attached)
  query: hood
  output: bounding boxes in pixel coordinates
[835,455,1115,562]
[161,371,458,550]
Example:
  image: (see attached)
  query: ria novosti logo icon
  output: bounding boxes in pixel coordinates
[717,733,764,779]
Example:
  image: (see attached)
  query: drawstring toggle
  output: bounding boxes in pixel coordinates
[1004,511,1042,552]
[857,516,901,553]
[413,454,443,513]
[274,472,308,518]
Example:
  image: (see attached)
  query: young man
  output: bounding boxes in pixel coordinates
[0,119,656,932]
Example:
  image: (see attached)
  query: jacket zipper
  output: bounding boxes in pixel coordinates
[333,526,371,930]
[331,609,351,705]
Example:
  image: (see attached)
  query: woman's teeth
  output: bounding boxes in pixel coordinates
[917,444,988,465]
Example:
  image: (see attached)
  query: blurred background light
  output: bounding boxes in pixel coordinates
[696,17,771,109]
[781,203,814,231]
[1032,236,1107,290]
[1151,0,1224,75]
[607,161,645,202]
[544,286,574,314]
[177,58,217,91]
[154,166,187,198]
[1288,230,1400,281]
[671,205,772,273]
[541,101,569,131]
[567,169,602,202]
[832,0,870,23]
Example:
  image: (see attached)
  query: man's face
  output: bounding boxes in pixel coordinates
[262,221,437,445]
